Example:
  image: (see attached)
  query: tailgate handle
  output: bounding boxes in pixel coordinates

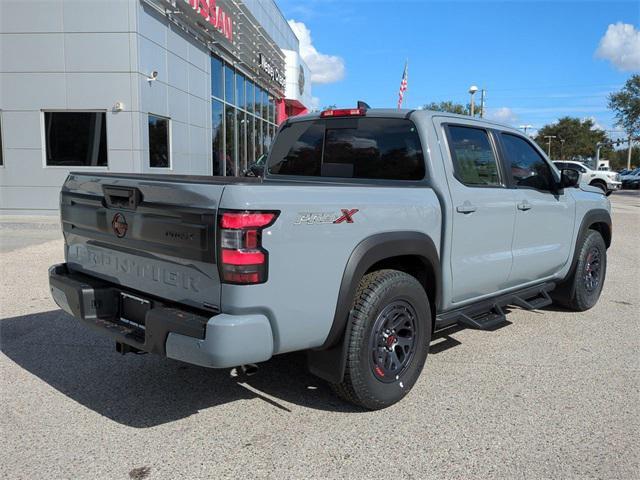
[103,186,142,210]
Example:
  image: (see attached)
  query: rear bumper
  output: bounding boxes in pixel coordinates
[48,263,273,368]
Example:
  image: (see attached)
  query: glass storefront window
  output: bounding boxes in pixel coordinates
[270,123,276,149]
[236,73,245,111]
[237,109,246,173]
[212,100,224,175]
[247,115,255,164]
[225,105,236,176]
[255,87,262,117]
[224,65,234,104]
[211,55,280,176]
[261,90,269,120]
[255,119,262,156]
[211,56,223,99]
[268,96,275,124]
[246,81,254,114]
[262,120,269,154]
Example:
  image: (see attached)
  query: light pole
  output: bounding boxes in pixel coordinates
[519,124,533,135]
[479,88,486,118]
[544,135,556,158]
[468,85,478,117]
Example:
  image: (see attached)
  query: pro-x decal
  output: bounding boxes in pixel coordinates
[295,209,360,225]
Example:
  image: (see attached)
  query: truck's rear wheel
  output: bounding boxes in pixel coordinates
[554,230,607,311]
[332,269,431,410]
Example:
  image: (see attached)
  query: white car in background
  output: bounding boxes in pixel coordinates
[553,161,621,195]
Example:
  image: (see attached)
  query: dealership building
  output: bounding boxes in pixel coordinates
[0,0,312,213]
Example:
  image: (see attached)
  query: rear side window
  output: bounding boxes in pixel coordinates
[446,125,501,186]
[501,133,556,191]
[268,117,425,180]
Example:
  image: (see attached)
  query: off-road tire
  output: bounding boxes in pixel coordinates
[332,269,432,410]
[554,230,607,311]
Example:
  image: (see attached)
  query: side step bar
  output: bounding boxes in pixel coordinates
[435,282,555,331]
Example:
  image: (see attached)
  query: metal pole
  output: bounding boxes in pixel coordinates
[470,93,475,117]
[544,135,556,158]
[479,89,485,119]
[628,136,633,170]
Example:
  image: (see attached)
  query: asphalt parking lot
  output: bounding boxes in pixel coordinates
[1,192,638,480]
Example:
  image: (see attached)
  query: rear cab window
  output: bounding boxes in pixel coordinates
[444,125,502,187]
[268,117,425,181]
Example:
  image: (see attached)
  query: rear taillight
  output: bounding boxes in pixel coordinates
[218,211,278,284]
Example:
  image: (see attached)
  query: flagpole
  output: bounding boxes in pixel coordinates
[405,58,408,107]
[397,59,409,110]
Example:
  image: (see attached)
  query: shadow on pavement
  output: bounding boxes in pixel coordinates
[1,310,364,428]
[2,308,484,426]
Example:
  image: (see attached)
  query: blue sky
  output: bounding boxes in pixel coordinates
[278,0,639,141]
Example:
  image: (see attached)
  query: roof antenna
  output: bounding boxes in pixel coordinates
[357,100,371,110]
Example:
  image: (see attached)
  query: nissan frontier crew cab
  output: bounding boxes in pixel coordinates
[49,107,612,410]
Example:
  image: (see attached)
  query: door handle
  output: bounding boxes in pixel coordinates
[456,202,477,214]
[517,201,532,211]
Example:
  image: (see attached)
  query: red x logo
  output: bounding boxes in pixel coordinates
[334,209,359,224]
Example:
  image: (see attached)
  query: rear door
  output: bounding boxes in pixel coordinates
[497,133,575,284]
[437,121,517,304]
[61,173,228,311]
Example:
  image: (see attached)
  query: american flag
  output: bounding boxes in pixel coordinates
[397,61,408,109]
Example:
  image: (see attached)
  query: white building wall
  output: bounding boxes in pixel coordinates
[0,0,213,213]
[135,2,212,177]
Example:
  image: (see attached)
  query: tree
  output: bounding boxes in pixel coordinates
[608,75,640,138]
[533,117,609,160]
[422,101,470,115]
[608,75,640,169]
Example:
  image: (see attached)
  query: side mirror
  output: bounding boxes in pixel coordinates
[560,169,579,188]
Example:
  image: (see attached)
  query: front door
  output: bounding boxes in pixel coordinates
[439,122,517,304]
[498,132,575,284]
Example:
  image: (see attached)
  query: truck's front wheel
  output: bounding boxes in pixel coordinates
[332,269,431,410]
[554,229,607,311]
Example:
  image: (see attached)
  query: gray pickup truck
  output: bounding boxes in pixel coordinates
[49,107,612,409]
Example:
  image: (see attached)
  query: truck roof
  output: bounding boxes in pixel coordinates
[286,108,524,134]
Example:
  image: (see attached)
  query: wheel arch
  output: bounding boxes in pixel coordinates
[307,231,441,384]
[561,208,611,286]
[589,178,608,190]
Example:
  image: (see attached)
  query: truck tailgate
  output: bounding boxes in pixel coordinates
[60,172,251,311]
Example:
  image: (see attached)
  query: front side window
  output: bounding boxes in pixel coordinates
[446,125,501,186]
[148,114,170,168]
[501,133,555,191]
[44,112,107,166]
